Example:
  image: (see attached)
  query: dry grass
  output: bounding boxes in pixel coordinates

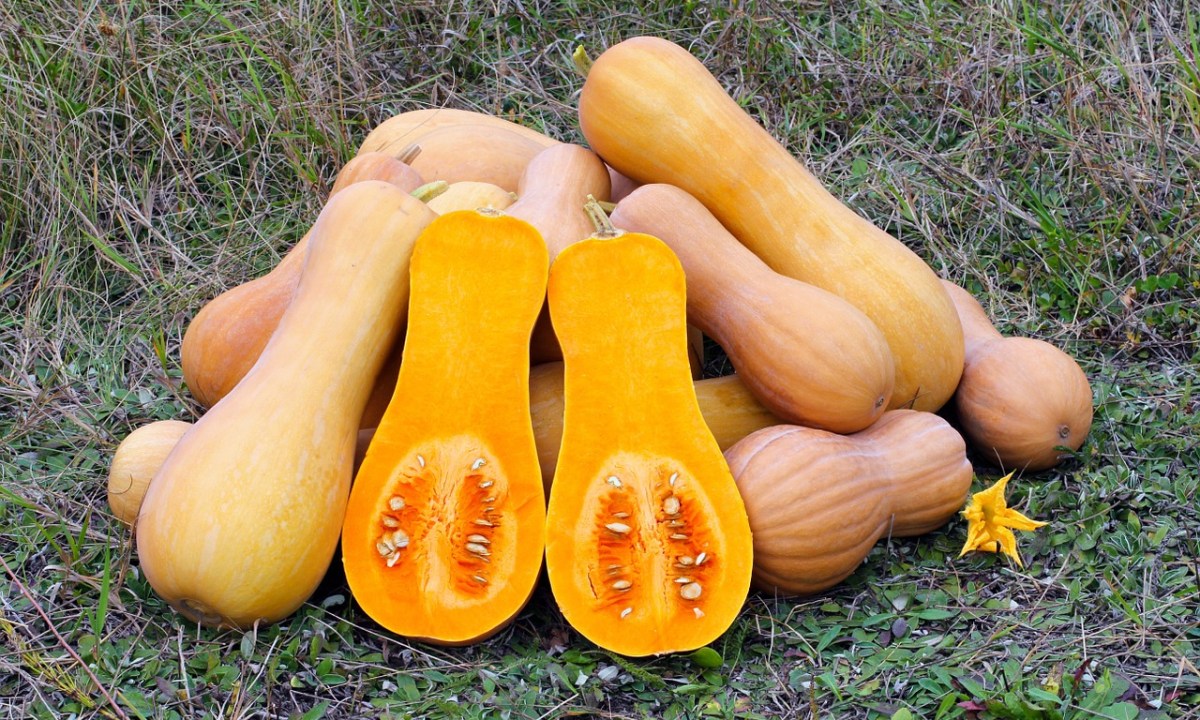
[2,1,1197,718]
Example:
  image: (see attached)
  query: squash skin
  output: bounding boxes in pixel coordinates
[545,230,753,657]
[137,182,437,628]
[942,281,1093,471]
[181,153,424,408]
[504,144,613,365]
[358,107,557,157]
[611,184,894,433]
[726,410,972,596]
[343,210,548,646]
[404,124,547,192]
[426,181,515,214]
[579,36,964,412]
[107,420,192,526]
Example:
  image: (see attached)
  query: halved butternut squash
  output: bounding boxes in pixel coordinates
[544,222,753,657]
[343,210,548,646]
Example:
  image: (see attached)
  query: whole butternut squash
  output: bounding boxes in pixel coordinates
[545,221,753,657]
[108,420,192,526]
[181,152,424,408]
[358,107,557,157]
[137,181,437,628]
[726,410,972,596]
[579,36,964,412]
[611,184,893,432]
[343,210,548,646]
[426,181,515,214]
[942,281,1093,471]
[405,124,547,192]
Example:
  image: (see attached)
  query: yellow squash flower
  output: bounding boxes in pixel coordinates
[959,472,1047,567]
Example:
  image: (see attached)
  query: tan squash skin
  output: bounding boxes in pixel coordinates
[137,182,438,628]
[405,124,547,192]
[107,420,192,526]
[358,107,557,157]
[503,144,613,365]
[545,229,753,657]
[726,410,973,596]
[343,210,548,646]
[181,153,424,408]
[942,281,1093,471]
[426,181,515,214]
[579,36,964,412]
[612,184,894,433]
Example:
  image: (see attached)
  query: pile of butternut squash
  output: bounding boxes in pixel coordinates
[107,36,1093,657]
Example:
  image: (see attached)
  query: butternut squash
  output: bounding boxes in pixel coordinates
[343,210,548,646]
[427,181,515,214]
[612,184,894,432]
[726,410,972,596]
[545,219,753,657]
[181,153,424,408]
[108,420,192,526]
[358,107,557,157]
[137,181,437,628]
[942,281,1093,471]
[579,36,964,411]
[405,124,547,192]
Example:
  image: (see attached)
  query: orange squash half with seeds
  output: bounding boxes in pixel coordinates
[342,210,549,646]
[544,222,754,657]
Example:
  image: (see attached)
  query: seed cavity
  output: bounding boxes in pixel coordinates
[388,496,405,511]
[466,542,490,556]
[606,475,622,487]
[472,457,486,470]
[620,607,632,619]
[663,496,681,515]
[605,522,632,535]
[680,582,702,600]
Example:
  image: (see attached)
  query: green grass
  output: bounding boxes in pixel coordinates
[2,1,1198,718]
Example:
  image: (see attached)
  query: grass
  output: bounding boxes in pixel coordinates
[1,0,1197,717]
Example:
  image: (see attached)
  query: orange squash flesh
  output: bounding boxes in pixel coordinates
[545,230,753,657]
[579,36,964,412]
[343,210,548,646]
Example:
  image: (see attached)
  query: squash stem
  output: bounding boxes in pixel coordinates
[397,143,422,164]
[584,195,622,239]
[572,45,593,78]
[412,180,449,203]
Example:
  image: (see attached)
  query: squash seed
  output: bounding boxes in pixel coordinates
[612,579,632,591]
[473,519,494,527]
[693,608,705,619]
[612,511,630,519]
[663,496,681,515]
[466,542,490,556]
[605,522,632,535]
[695,552,707,566]
[388,496,406,511]
[386,551,402,568]
[473,575,488,584]
[416,454,426,468]
[478,479,494,489]
[669,472,679,486]
[670,533,688,540]
[483,496,497,504]
[667,520,686,528]
[675,577,693,584]
[376,539,395,556]
[606,475,622,487]
[467,534,490,544]
[391,530,410,549]
[677,556,695,567]
[680,582,702,600]
[381,516,400,528]
[471,457,486,470]
[620,607,632,619]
